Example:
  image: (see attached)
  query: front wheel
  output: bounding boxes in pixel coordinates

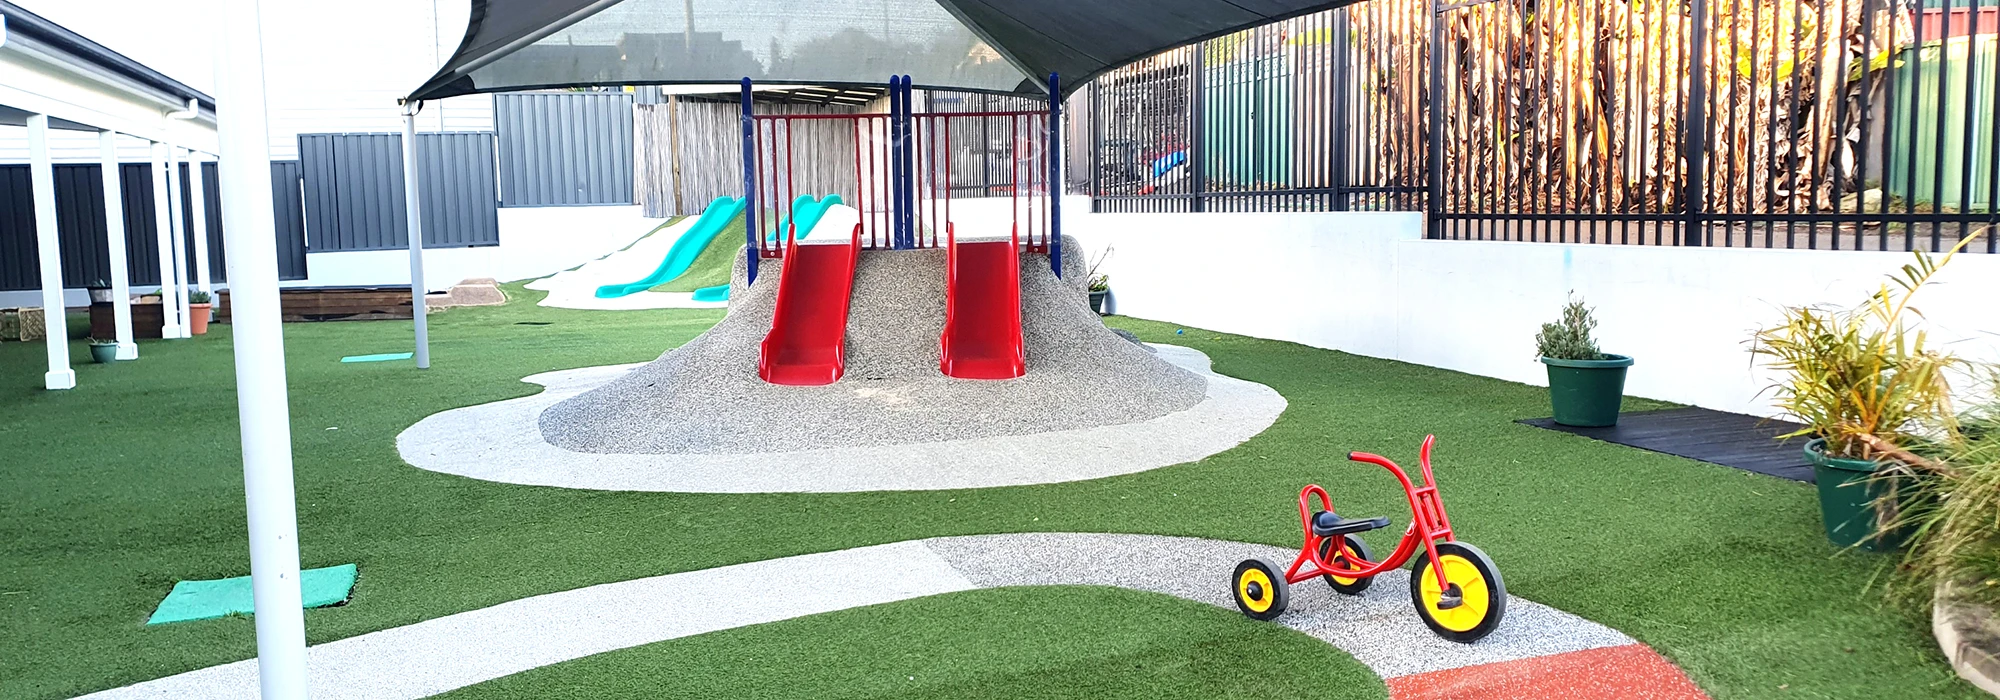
[1408,541,1506,643]
[1317,534,1374,595]
[1232,557,1289,621]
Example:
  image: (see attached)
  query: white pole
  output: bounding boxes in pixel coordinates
[400,106,430,369]
[164,146,192,338]
[149,142,184,338]
[187,152,214,294]
[27,113,75,391]
[216,0,309,696]
[101,131,138,360]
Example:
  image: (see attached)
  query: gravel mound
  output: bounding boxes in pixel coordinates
[540,236,1206,454]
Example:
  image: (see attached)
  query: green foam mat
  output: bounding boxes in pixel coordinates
[146,564,358,625]
[341,352,413,363]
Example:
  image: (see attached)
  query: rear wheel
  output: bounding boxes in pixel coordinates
[1317,534,1374,595]
[1231,557,1289,621]
[1408,541,1506,643]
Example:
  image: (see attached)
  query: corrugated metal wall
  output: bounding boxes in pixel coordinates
[0,162,308,292]
[270,161,308,278]
[298,132,500,251]
[495,92,634,207]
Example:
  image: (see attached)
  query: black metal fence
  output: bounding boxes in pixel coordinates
[1090,0,1430,213]
[1089,0,2000,253]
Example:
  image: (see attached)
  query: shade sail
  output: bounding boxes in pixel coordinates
[406,0,1360,101]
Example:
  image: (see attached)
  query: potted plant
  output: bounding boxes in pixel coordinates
[187,290,213,335]
[1085,245,1114,316]
[86,279,114,304]
[1752,239,1973,551]
[1534,295,1633,427]
[88,338,120,364]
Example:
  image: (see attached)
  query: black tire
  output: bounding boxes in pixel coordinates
[1408,541,1507,643]
[1317,534,1375,595]
[1231,557,1290,621]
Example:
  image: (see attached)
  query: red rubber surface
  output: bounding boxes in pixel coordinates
[1386,643,1709,700]
[940,239,1025,380]
[758,242,857,386]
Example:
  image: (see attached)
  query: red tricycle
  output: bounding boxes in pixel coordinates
[1231,435,1506,643]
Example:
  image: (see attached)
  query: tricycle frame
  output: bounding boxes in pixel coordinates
[1283,435,1457,595]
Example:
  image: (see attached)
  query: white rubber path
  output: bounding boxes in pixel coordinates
[397,345,1287,493]
[81,533,1633,699]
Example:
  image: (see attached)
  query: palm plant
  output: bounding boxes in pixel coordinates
[1750,234,1978,461]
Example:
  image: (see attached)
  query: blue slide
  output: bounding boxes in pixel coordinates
[688,194,847,303]
[595,196,747,299]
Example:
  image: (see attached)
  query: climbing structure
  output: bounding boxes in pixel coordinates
[741,75,1061,386]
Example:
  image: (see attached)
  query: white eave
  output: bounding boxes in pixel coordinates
[0,9,218,152]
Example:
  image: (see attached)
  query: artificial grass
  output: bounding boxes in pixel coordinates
[442,586,1386,700]
[651,212,746,293]
[0,287,1979,699]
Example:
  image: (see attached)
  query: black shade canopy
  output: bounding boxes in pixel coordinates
[406,0,1360,101]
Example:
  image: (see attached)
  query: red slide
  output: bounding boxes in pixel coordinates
[939,226,1026,380]
[758,226,861,385]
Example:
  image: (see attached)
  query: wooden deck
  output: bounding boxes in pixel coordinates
[215,287,416,323]
[1520,407,1814,483]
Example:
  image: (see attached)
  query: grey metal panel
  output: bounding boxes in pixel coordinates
[297,132,500,251]
[495,92,634,207]
[0,161,309,291]
[269,161,308,281]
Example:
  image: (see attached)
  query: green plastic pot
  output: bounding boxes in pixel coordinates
[1539,354,1633,427]
[88,343,119,364]
[1804,438,1905,552]
[1089,289,1109,315]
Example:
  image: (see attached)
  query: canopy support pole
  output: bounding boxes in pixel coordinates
[216,0,310,696]
[400,104,431,369]
[101,131,138,360]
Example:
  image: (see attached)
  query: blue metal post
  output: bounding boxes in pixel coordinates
[740,78,760,284]
[894,75,913,249]
[1048,72,1062,277]
[889,76,904,249]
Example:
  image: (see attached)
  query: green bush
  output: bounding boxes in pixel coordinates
[1534,294,1603,361]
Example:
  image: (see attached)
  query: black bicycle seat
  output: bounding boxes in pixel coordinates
[1312,511,1391,538]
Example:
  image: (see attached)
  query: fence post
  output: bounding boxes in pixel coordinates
[1089,82,1102,209]
[1049,72,1063,276]
[740,78,759,285]
[1190,44,1208,213]
[1681,0,1710,246]
[1426,0,1444,238]
[1332,8,1351,211]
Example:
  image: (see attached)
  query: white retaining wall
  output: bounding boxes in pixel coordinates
[1066,203,2000,417]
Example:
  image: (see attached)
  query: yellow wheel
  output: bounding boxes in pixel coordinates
[1317,534,1374,595]
[1408,541,1506,643]
[1231,557,1289,621]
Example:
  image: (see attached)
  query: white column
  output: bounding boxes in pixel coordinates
[187,152,214,294]
[27,114,75,391]
[149,142,184,338]
[101,131,138,360]
[400,107,431,369]
[164,146,192,338]
[216,0,309,696]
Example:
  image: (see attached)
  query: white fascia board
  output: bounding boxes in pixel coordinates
[0,34,217,152]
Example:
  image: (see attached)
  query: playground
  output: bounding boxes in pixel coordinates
[6,0,2000,697]
[1,296,1974,699]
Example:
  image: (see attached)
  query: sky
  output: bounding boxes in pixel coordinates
[15,0,224,93]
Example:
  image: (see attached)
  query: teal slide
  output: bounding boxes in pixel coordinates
[764,194,843,244]
[595,196,748,299]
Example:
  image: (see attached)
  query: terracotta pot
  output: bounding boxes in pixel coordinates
[189,303,212,335]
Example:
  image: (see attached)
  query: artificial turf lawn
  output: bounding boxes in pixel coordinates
[650,212,746,293]
[442,586,1386,700]
[0,285,1979,699]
